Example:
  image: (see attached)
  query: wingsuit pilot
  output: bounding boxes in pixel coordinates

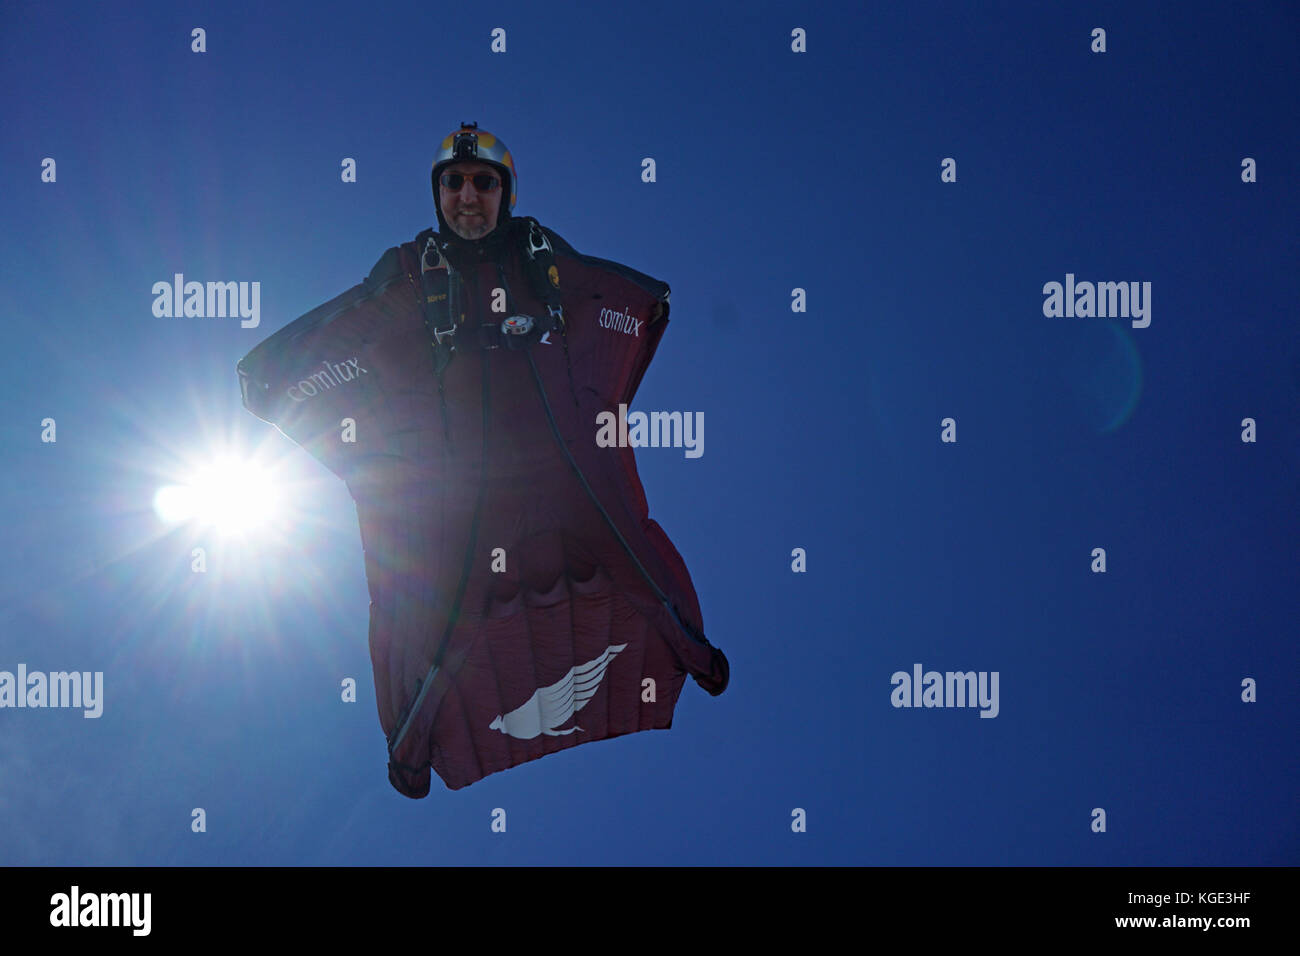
[238,121,728,794]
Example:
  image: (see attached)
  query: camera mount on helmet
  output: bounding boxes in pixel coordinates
[451,121,481,162]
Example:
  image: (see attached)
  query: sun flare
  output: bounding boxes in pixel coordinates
[153,457,283,537]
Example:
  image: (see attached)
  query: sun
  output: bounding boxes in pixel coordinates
[153,456,283,538]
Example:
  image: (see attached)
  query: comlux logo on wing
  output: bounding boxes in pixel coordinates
[286,358,368,402]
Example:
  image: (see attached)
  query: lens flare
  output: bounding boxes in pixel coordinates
[153,458,282,536]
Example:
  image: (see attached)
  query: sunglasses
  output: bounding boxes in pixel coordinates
[439,172,501,192]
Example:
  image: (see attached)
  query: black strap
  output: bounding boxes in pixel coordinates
[513,218,578,403]
[523,349,713,652]
[409,233,457,444]
[386,345,493,759]
[518,217,566,327]
[418,235,457,361]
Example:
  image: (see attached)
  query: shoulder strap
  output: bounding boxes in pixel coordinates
[411,218,568,362]
[411,229,457,366]
[515,216,565,332]
[409,228,457,441]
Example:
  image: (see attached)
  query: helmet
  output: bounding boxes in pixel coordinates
[430,122,517,235]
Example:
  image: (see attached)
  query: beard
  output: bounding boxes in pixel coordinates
[451,211,494,239]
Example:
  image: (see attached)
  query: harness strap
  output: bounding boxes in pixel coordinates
[515,218,579,404]
[520,217,566,325]
[523,348,715,652]
[386,345,493,760]
[419,218,568,348]
[414,236,455,442]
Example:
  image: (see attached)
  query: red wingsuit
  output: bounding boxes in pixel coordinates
[237,217,728,795]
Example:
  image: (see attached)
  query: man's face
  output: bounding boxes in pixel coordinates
[438,160,504,240]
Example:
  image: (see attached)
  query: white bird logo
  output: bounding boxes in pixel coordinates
[488,643,628,739]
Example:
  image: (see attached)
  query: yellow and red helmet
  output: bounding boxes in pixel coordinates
[430,122,517,221]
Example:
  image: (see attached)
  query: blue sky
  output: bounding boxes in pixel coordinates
[0,0,1295,866]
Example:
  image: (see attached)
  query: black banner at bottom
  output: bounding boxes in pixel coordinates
[1,866,1287,941]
